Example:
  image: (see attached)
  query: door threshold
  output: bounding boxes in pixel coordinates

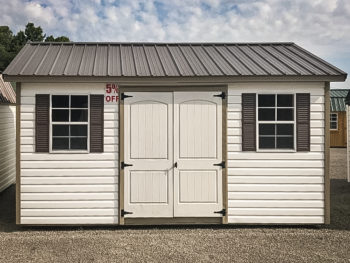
[124,217,222,225]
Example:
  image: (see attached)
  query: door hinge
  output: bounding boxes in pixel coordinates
[213,161,225,168]
[121,93,133,100]
[121,161,133,169]
[214,92,226,100]
[121,209,133,217]
[214,209,226,216]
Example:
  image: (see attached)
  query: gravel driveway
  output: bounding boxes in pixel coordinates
[0,148,349,262]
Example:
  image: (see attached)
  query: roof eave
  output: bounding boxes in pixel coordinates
[3,74,347,83]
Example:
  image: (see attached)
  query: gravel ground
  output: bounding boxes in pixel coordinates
[0,149,349,262]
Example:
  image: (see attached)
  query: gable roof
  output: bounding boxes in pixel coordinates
[3,42,347,81]
[330,89,349,111]
[0,75,16,104]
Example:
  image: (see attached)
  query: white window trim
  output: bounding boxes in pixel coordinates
[330,113,338,131]
[256,93,297,153]
[49,94,90,154]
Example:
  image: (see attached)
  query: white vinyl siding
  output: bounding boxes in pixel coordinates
[20,83,118,225]
[227,82,325,224]
[0,105,16,192]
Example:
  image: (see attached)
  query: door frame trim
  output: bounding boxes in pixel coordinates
[118,85,228,225]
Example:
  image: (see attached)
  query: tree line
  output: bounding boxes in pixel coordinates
[0,22,70,72]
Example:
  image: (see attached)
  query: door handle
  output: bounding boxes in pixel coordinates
[174,162,178,168]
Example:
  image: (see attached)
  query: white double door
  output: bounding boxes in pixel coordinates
[124,92,223,218]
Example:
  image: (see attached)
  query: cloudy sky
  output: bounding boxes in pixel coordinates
[1,0,349,87]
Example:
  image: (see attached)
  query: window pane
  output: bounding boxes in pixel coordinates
[71,109,88,122]
[259,136,275,149]
[52,138,69,150]
[53,125,69,136]
[258,95,275,107]
[277,95,293,107]
[71,96,88,108]
[277,124,293,135]
[330,122,337,129]
[71,138,87,150]
[258,109,275,121]
[277,108,293,121]
[52,109,69,122]
[52,95,69,108]
[71,125,88,136]
[277,137,294,149]
[259,124,275,135]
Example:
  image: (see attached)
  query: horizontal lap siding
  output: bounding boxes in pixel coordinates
[20,83,118,225]
[0,105,16,192]
[227,82,325,224]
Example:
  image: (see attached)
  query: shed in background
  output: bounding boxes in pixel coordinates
[0,74,16,192]
[330,89,349,147]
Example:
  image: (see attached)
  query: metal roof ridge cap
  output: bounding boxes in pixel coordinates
[27,41,296,45]
[292,43,347,76]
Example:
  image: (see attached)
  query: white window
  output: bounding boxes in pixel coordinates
[51,95,89,152]
[257,94,295,150]
[330,113,338,130]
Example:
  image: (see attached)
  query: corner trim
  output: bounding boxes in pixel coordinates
[16,82,21,225]
[324,82,330,224]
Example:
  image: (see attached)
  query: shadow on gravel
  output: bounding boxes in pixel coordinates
[1,179,349,233]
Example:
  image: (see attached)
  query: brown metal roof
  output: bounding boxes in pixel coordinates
[3,42,347,80]
[0,74,16,104]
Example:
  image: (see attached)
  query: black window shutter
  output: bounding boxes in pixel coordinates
[35,94,50,152]
[296,93,310,151]
[242,93,256,151]
[90,95,104,152]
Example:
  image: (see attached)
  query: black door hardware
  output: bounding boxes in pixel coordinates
[214,209,226,216]
[174,162,178,168]
[213,92,226,100]
[121,162,133,169]
[121,209,133,217]
[213,161,225,168]
[121,93,133,100]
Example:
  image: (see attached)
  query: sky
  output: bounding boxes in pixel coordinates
[1,0,349,87]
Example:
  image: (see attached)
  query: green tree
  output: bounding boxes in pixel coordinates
[0,22,70,72]
[24,22,45,42]
[45,35,70,42]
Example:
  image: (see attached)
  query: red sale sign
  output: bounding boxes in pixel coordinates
[105,84,119,103]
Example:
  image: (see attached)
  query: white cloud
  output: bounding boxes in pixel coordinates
[0,0,349,87]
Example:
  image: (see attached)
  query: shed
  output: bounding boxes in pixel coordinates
[0,74,16,192]
[3,42,348,225]
[330,89,349,147]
